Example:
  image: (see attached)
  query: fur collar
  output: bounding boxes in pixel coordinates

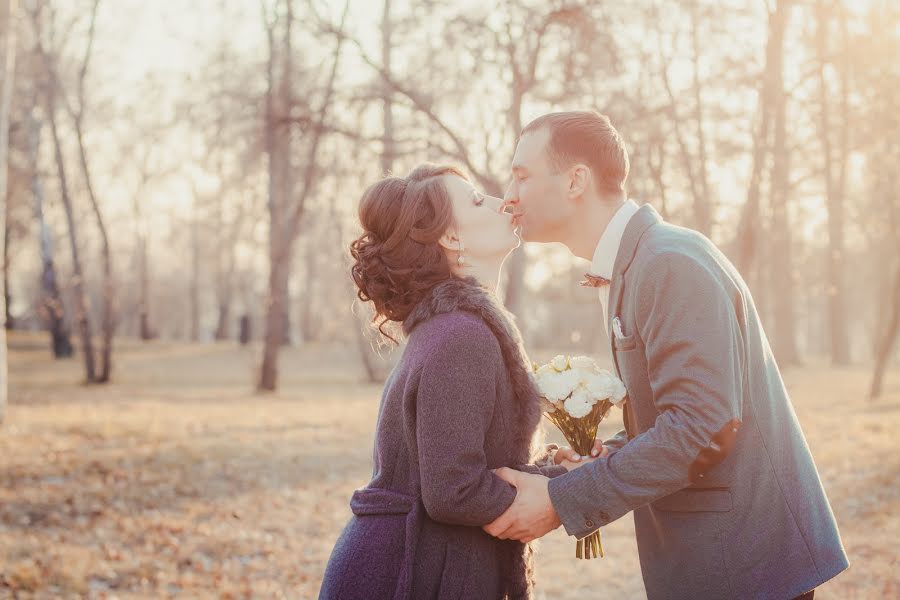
[403,277,542,461]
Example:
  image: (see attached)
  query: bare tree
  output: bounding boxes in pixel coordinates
[814,0,850,365]
[29,105,72,356]
[862,1,900,397]
[0,0,19,423]
[655,2,713,237]
[189,185,202,343]
[735,0,787,276]
[379,0,394,177]
[869,179,900,399]
[870,249,900,399]
[186,6,262,343]
[257,0,350,391]
[127,136,178,341]
[30,1,99,382]
[30,0,114,380]
[350,0,396,383]
[64,0,114,381]
[768,0,800,366]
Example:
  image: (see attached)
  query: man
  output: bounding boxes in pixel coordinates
[487,110,849,599]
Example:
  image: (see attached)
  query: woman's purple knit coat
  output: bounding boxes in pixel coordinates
[318,278,566,600]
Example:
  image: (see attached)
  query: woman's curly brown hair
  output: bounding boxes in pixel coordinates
[350,163,466,342]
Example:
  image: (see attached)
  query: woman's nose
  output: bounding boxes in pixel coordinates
[483,194,505,213]
[503,181,517,204]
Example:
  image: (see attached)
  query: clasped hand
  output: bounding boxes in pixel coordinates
[481,441,608,543]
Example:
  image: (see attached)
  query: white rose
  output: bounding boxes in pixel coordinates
[584,371,617,400]
[535,363,556,378]
[536,368,580,402]
[569,355,598,372]
[550,355,569,372]
[563,386,597,418]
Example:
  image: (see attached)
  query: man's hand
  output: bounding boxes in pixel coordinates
[482,468,561,544]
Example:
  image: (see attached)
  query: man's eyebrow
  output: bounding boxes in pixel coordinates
[511,164,527,172]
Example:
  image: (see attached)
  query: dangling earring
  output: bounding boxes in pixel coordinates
[456,239,466,267]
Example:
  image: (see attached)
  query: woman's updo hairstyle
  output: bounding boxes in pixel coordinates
[350,163,466,342]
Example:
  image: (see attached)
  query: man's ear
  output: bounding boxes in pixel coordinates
[567,164,590,199]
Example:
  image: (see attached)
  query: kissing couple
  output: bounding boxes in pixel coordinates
[318,111,849,600]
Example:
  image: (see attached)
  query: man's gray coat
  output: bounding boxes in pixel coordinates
[548,205,849,600]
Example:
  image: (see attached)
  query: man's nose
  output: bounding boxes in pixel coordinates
[502,182,518,211]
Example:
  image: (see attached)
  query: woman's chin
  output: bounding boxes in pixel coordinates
[510,227,523,248]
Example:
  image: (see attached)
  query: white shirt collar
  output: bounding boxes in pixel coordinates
[589,199,640,279]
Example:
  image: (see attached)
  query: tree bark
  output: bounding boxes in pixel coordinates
[132,185,153,340]
[3,194,12,330]
[214,301,230,341]
[239,313,251,345]
[189,203,200,342]
[299,242,317,343]
[259,245,291,390]
[136,225,153,340]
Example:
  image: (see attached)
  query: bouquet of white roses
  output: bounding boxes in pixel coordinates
[533,354,627,560]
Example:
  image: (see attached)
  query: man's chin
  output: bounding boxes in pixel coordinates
[517,224,546,243]
[516,223,535,243]
[518,220,567,244]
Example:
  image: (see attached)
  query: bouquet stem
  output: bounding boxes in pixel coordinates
[576,530,603,559]
[543,401,611,560]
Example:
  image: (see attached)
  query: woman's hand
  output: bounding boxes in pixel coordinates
[560,455,599,471]
[553,439,610,467]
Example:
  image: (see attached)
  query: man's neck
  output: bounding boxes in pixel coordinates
[564,196,626,261]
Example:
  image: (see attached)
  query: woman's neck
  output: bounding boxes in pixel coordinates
[456,256,505,295]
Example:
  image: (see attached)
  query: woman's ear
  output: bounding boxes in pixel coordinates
[567,164,590,199]
[438,229,461,251]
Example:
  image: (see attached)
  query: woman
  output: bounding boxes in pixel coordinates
[319,164,570,600]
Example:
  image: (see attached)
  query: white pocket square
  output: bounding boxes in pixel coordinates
[612,317,626,339]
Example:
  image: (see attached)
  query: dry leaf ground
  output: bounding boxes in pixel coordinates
[1,332,897,599]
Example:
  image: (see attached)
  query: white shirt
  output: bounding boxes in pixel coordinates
[588,199,640,335]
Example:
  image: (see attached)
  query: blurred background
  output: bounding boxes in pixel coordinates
[0,0,897,598]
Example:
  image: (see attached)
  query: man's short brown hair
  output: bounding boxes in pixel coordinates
[521,110,629,196]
